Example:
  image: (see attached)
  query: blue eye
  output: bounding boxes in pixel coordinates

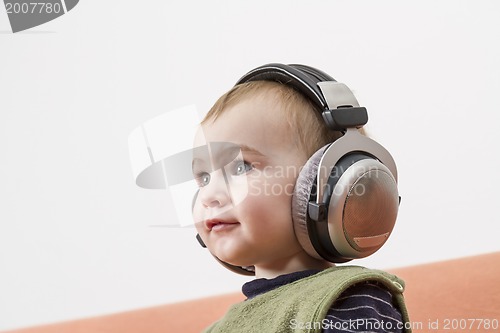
[196,173,211,187]
[234,160,253,175]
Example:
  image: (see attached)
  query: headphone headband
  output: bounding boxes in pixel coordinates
[236,63,333,111]
[236,63,367,131]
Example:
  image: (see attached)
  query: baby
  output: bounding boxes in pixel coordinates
[192,64,410,333]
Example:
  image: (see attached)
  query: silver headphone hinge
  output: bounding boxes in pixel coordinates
[317,81,360,109]
[308,202,328,222]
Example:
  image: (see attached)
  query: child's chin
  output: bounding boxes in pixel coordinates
[213,246,250,266]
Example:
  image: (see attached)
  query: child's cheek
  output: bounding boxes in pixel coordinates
[246,176,265,198]
[192,205,204,225]
[225,175,249,206]
[194,221,204,234]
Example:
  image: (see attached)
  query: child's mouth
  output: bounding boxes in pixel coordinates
[205,219,239,231]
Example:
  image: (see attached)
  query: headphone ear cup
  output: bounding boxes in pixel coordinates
[292,145,329,260]
[293,146,399,263]
[326,158,399,259]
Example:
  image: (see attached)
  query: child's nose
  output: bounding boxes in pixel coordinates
[199,169,231,209]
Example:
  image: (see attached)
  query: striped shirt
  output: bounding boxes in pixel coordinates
[242,269,403,333]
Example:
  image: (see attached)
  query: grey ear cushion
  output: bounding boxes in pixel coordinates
[292,144,330,260]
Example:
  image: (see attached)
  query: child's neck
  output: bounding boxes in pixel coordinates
[254,251,333,279]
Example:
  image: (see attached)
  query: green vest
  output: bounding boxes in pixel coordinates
[203,266,411,333]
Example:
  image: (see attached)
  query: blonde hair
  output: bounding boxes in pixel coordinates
[202,80,358,157]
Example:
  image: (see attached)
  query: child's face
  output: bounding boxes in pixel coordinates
[193,95,310,273]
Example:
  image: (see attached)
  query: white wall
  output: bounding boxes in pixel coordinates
[1,0,499,330]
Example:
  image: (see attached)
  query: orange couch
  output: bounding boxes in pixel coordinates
[4,252,500,333]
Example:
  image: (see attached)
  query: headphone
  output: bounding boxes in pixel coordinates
[196,63,400,276]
